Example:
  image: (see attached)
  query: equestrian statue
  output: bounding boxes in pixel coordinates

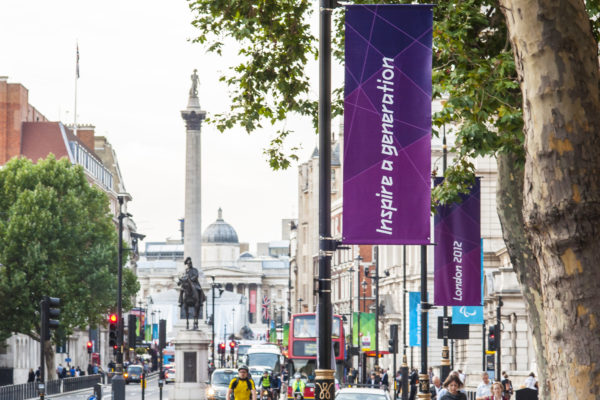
[178,257,206,330]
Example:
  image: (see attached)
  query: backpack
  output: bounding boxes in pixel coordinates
[232,377,255,391]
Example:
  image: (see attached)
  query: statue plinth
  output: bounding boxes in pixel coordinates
[169,327,211,400]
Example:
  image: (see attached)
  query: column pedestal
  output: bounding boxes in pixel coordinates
[170,325,210,400]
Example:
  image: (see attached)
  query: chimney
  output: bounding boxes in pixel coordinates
[76,125,96,151]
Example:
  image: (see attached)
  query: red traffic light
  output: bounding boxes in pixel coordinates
[229,341,236,348]
[87,341,93,348]
[109,314,118,323]
[219,343,226,350]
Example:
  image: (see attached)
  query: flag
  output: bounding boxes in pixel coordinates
[76,44,80,79]
[261,295,270,322]
[343,5,433,244]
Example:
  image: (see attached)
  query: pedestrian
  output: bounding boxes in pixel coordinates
[367,372,379,388]
[28,368,35,382]
[35,367,41,382]
[500,372,513,398]
[430,376,442,399]
[439,374,467,400]
[56,363,63,377]
[381,368,389,390]
[408,369,418,400]
[226,365,257,400]
[523,372,538,390]
[428,367,434,382]
[457,370,466,385]
[88,363,94,375]
[475,372,492,400]
[483,382,509,400]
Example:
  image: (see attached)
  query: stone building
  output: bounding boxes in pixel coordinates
[0,77,138,384]
[293,116,535,389]
[137,210,291,352]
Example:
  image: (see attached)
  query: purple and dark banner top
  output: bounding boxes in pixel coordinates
[434,177,481,306]
[342,5,433,245]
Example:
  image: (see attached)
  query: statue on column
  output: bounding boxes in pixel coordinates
[189,69,199,98]
[178,257,206,329]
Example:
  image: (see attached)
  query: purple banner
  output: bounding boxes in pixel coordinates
[342,5,432,245]
[434,178,481,306]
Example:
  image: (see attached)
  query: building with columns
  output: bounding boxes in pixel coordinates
[137,210,291,348]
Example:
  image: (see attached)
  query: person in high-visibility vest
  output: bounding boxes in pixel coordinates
[292,374,305,395]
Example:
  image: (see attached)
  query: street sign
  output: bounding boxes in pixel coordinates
[65,358,72,363]
[437,317,469,339]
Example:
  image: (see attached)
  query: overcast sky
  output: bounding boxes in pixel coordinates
[1,1,338,248]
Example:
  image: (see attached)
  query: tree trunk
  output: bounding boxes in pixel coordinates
[500,1,600,398]
[44,340,56,381]
[495,152,548,397]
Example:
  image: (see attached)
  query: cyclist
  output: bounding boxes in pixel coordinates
[291,373,305,399]
[227,365,257,400]
[259,370,273,400]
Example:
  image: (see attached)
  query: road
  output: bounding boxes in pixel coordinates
[47,375,173,400]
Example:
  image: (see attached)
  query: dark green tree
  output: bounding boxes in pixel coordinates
[0,155,139,378]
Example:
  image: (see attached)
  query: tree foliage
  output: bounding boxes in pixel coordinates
[0,155,139,343]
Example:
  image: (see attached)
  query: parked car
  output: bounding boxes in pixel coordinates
[124,365,143,384]
[207,368,238,400]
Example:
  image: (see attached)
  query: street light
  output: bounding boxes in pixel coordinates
[210,276,224,367]
[112,193,131,400]
[297,298,304,313]
[348,261,356,362]
[360,279,367,383]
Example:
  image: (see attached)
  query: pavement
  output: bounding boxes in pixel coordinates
[46,374,171,400]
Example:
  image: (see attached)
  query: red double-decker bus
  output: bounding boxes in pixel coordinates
[286,313,345,399]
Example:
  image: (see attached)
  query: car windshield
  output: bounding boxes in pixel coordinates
[128,366,142,374]
[336,394,386,400]
[213,370,237,385]
[247,353,279,369]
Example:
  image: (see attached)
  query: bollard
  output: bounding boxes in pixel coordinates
[94,382,102,399]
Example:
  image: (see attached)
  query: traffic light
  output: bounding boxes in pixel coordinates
[87,341,93,354]
[229,341,236,355]
[488,325,497,352]
[159,319,166,350]
[108,314,118,351]
[42,296,61,340]
[128,314,137,349]
[388,324,398,354]
[218,343,226,354]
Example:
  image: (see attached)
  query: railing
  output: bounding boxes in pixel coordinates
[0,374,102,400]
[63,374,101,392]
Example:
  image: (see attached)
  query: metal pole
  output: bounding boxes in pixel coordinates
[211,277,216,366]
[112,196,126,400]
[440,126,450,382]
[316,0,335,398]
[401,246,408,400]
[357,269,361,384]
[418,245,430,399]
[482,321,486,372]
[375,246,380,364]
[497,297,503,381]
[39,299,46,400]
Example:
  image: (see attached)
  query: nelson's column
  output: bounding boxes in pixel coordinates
[181,69,206,275]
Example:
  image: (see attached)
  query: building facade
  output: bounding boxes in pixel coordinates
[293,117,535,389]
[0,77,138,384]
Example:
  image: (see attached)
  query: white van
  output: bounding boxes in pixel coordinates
[247,344,283,374]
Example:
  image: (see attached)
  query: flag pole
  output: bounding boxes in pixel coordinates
[74,42,79,137]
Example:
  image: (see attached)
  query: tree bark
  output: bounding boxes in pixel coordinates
[44,340,56,381]
[496,152,548,397]
[500,0,600,398]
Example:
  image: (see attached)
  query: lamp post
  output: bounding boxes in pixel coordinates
[210,276,223,367]
[349,259,357,363]
[297,298,303,313]
[440,126,451,381]
[112,194,131,400]
[401,246,409,400]
[361,279,367,383]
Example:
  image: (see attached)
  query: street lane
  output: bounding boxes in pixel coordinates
[47,375,171,400]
